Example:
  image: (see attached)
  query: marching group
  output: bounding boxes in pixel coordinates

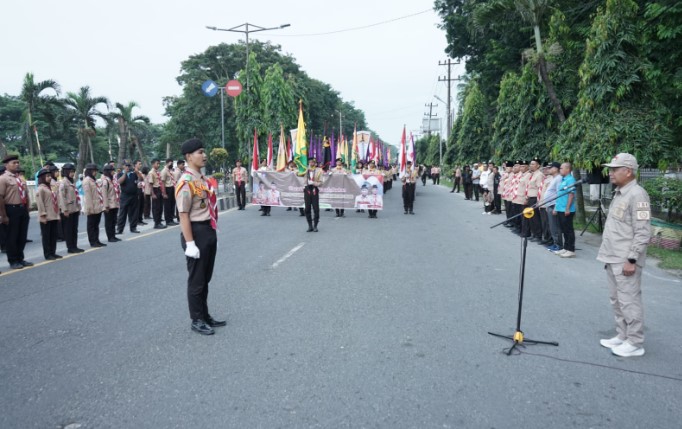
[450,159,578,258]
[0,155,190,270]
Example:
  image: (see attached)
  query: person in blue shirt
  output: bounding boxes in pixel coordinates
[553,162,577,257]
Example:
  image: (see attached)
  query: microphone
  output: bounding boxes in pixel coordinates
[561,179,584,190]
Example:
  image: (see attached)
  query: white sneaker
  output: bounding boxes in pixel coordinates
[560,250,576,258]
[611,341,645,357]
[600,336,624,349]
[552,249,567,255]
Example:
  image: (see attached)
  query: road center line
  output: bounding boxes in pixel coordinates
[272,242,305,269]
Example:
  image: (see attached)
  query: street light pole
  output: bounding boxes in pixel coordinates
[206,23,290,158]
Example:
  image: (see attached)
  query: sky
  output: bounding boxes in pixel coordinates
[0,0,466,147]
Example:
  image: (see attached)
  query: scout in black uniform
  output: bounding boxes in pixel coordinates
[176,138,225,336]
[302,158,323,232]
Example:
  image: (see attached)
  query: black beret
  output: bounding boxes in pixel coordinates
[62,163,75,170]
[85,163,98,170]
[37,168,50,177]
[181,138,204,155]
[531,157,542,164]
[519,160,529,165]
[2,155,19,164]
[505,161,514,168]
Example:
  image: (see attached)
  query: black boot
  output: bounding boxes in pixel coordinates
[313,222,318,232]
[307,222,313,232]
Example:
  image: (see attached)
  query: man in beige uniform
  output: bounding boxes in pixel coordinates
[511,161,529,234]
[232,160,248,210]
[148,159,166,229]
[597,153,651,357]
[160,159,178,226]
[0,155,33,269]
[524,158,545,241]
[176,138,224,335]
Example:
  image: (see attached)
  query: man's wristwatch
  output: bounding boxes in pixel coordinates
[628,258,637,264]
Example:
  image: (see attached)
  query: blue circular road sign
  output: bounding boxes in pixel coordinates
[201,80,219,97]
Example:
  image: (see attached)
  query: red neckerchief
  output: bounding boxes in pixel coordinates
[14,175,28,205]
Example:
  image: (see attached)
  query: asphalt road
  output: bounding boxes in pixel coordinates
[1,183,681,428]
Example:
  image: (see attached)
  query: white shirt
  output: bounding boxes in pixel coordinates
[480,170,490,190]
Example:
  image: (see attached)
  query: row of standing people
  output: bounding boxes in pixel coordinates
[0,155,188,269]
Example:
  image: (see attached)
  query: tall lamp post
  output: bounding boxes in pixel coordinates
[206,23,290,96]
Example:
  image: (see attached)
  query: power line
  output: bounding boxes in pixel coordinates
[267,9,432,37]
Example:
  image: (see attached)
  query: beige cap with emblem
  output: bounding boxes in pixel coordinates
[602,153,638,170]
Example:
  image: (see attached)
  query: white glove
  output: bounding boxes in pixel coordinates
[184,241,200,259]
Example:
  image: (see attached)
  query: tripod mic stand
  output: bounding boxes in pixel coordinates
[581,181,606,236]
[487,183,581,355]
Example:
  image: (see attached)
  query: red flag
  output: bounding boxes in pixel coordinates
[267,133,273,169]
[251,129,259,173]
[399,125,407,176]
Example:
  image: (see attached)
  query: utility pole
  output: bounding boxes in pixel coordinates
[424,102,438,137]
[438,58,461,143]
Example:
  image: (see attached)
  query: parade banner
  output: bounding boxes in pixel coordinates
[251,172,384,209]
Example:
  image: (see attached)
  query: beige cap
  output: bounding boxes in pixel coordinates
[603,153,638,170]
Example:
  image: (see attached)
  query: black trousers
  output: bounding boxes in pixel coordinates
[144,194,151,218]
[473,184,480,201]
[87,212,102,245]
[451,177,460,192]
[61,212,80,251]
[511,203,523,230]
[0,222,6,251]
[402,183,415,211]
[164,190,176,223]
[117,194,139,232]
[504,200,512,219]
[304,185,320,225]
[464,183,473,199]
[56,218,64,241]
[493,193,502,213]
[335,208,345,217]
[181,222,217,321]
[368,209,378,218]
[152,188,163,224]
[522,197,542,238]
[558,212,576,251]
[40,220,58,258]
[235,182,246,209]
[104,208,118,240]
[4,205,29,264]
[137,190,145,222]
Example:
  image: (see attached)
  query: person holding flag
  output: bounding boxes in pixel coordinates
[176,138,224,336]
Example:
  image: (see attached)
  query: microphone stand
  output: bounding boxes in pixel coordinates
[487,180,581,355]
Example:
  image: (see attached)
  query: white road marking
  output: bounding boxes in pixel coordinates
[272,242,305,269]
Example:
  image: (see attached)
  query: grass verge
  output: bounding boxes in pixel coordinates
[646,246,682,270]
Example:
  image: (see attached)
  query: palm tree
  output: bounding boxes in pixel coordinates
[19,72,61,170]
[63,87,109,172]
[110,101,150,166]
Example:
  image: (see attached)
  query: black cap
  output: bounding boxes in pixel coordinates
[37,168,50,177]
[181,138,204,155]
[505,161,514,168]
[2,155,19,164]
[531,157,542,164]
[62,163,75,170]
[85,163,98,170]
[519,160,528,165]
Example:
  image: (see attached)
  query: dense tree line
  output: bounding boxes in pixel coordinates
[162,41,372,164]
[436,0,681,170]
[0,41,372,176]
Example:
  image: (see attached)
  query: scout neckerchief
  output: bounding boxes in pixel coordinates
[95,178,104,209]
[15,174,28,205]
[537,175,547,202]
[40,183,58,214]
[511,172,521,200]
[175,169,218,230]
[170,168,177,189]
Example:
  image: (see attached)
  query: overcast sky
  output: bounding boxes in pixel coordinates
[1,0,465,147]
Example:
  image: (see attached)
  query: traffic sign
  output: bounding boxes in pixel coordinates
[201,80,219,97]
[226,80,243,97]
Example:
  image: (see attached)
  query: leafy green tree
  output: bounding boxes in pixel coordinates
[19,73,61,170]
[111,101,150,166]
[557,0,677,169]
[456,80,492,163]
[234,52,264,160]
[261,63,295,135]
[0,95,25,158]
[63,86,109,172]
